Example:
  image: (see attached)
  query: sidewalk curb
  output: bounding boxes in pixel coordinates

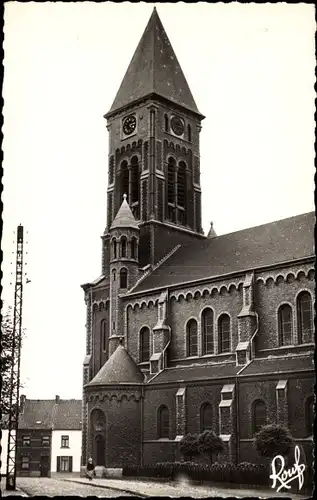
[61,478,147,497]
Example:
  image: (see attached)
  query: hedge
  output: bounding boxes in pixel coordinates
[122,461,269,486]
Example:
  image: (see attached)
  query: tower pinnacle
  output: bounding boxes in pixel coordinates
[105,8,204,118]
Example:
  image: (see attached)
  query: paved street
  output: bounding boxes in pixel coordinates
[5,477,133,497]
[1,476,309,499]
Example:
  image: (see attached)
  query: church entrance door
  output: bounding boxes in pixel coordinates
[95,434,106,466]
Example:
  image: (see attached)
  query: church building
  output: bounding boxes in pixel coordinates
[81,8,314,472]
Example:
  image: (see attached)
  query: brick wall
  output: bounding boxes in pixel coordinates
[254,266,314,351]
[169,286,242,360]
[87,391,142,468]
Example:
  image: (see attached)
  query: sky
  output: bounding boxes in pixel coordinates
[2,2,315,399]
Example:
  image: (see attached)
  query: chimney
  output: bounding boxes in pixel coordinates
[20,394,26,414]
[55,395,60,403]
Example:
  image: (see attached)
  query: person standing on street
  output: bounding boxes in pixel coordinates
[86,458,95,480]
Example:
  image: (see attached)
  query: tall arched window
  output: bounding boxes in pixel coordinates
[157,405,169,439]
[187,124,192,142]
[130,156,140,219]
[121,237,127,258]
[218,314,230,353]
[200,403,213,432]
[278,304,293,346]
[100,319,108,352]
[120,161,129,202]
[186,319,198,357]
[140,327,150,362]
[252,400,267,434]
[297,292,313,344]
[119,268,128,289]
[112,269,116,281]
[131,237,137,260]
[164,114,169,132]
[202,308,214,355]
[112,239,117,259]
[167,157,176,222]
[305,396,314,436]
[177,161,187,225]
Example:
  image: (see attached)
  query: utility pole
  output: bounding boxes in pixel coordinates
[6,225,25,490]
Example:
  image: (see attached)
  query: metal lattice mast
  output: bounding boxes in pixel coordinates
[6,225,24,491]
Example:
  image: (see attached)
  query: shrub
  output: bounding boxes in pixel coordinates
[254,424,294,461]
[197,430,224,465]
[179,433,200,461]
[123,460,270,486]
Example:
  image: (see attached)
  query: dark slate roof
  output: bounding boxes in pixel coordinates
[149,362,238,384]
[106,8,202,117]
[87,345,144,386]
[53,400,82,430]
[18,399,82,430]
[239,355,314,377]
[134,212,315,292]
[110,195,139,230]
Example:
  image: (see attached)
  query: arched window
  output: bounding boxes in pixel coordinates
[202,308,214,355]
[119,268,127,288]
[177,161,187,225]
[121,237,127,258]
[278,304,293,346]
[167,157,176,221]
[200,403,213,432]
[297,292,313,344]
[157,405,169,439]
[164,114,169,132]
[187,124,192,142]
[305,396,314,436]
[130,156,140,219]
[112,269,116,281]
[252,400,267,434]
[186,319,198,357]
[100,319,108,352]
[112,239,117,259]
[120,161,129,202]
[218,314,230,353]
[140,327,150,362]
[131,237,137,260]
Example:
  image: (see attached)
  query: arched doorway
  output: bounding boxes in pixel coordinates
[95,434,106,466]
[90,409,107,466]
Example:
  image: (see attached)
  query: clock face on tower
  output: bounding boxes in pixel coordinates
[171,116,184,136]
[122,114,136,136]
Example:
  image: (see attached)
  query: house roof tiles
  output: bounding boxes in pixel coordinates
[17,398,82,430]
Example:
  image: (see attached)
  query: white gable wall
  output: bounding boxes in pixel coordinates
[0,429,9,475]
[51,430,82,473]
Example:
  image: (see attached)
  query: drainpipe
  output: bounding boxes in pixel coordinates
[140,384,144,467]
[235,375,240,465]
[250,311,259,359]
[235,311,259,464]
[161,326,171,371]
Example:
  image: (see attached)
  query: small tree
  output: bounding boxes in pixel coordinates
[1,306,26,417]
[254,424,294,463]
[179,433,200,462]
[197,430,224,465]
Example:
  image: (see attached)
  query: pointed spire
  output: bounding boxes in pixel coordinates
[207,221,217,239]
[105,9,203,118]
[110,195,139,230]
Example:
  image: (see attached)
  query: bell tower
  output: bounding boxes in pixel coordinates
[102,7,206,269]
